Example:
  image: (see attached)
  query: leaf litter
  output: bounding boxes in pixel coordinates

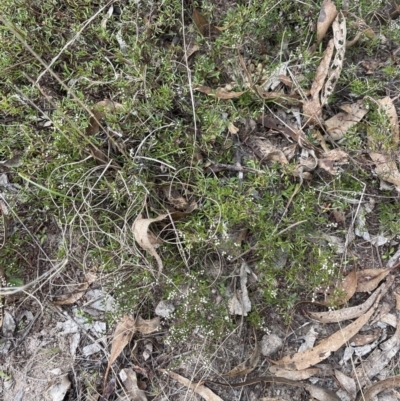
[5,2,400,401]
[104,315,159,388]
[132,213,168,277]
[274,286,383,371]
[160,369,224,401]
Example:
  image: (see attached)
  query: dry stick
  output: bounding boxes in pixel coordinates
[0,15,127,160]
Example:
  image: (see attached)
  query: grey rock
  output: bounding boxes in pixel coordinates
[155,301,175,318]
[261,334,283,356]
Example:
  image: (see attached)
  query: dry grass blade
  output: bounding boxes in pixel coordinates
[358,374,400,401]
[308,276,392,323]
[275,291,382,370]
[160,369,224,401]
[317,0,338,43]
[132,213,168,277]
[356,268,393,292]
[104,315,136,387]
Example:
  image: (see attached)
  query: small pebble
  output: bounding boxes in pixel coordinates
[261,334,283,356]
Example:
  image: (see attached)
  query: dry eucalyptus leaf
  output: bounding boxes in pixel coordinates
[356,268,393,292]
[378,313,397,327]
[160,369,224,401]
[310,39,335,99]
[104,315,136,385]
[303,39,334,124]
[325,99,368,140]
[317,0,338,44]
[246,137,289,165]
[318,149,348,175]
[228,261,251,316]
[298,326,318,352]
[52,272,96,305]
[352,317,400,389]
[222,339,260,377]
[334,370,356,400]
[195,85,212,95]
[101,5,114,29]
[308,276,392,323]
[395,288,400,310]
[194,85,245,99]
[369,152,400,190]
[119,368,147,401]
[193,8,209,36]
[269,365,321,380]
[321,12,346,105]
[323,270,357,306]
[161,185,189,210]
[132,213,168,276]
[304,383,341,401]
[260,398,288,401]
[104,315,158,387]
[275,292,381,370]
[2,311,16,338]
[350,331,381,347]
[377,96,399,145]
[86,100,123,136]
[361,374,400,401]
[135,316,159,334]
[48,374,72,401]
[215,88,246,99]
[228,122,239,134]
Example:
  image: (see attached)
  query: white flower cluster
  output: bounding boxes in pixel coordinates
[389,18,400,31]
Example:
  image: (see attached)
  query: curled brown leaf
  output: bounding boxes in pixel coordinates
[356,268,392,292]
[132,213,168,276]
[317,0,338,43]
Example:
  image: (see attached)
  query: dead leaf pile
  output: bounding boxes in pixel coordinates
[264,270,400,400]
